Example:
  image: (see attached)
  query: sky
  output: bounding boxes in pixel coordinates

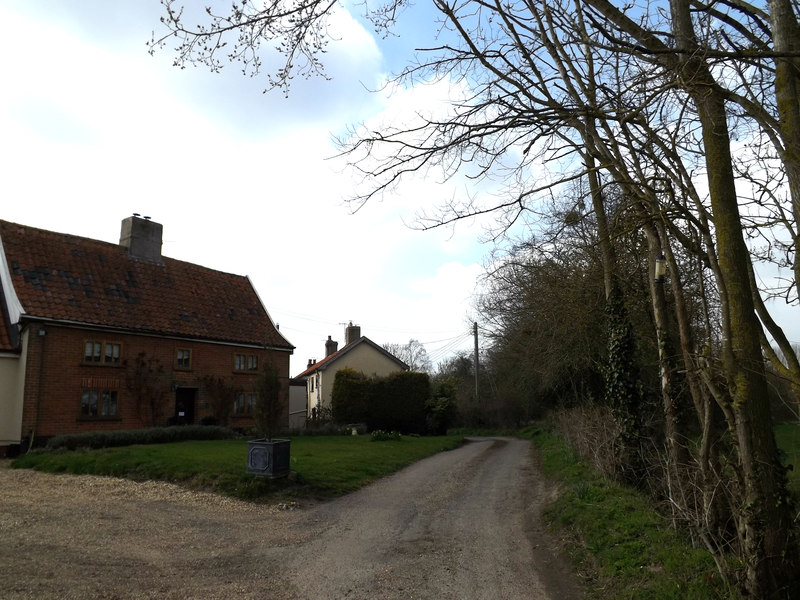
[2,1,797,380]
[0,0,493,376]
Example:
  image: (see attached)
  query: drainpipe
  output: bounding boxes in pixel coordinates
[28,326,47,452]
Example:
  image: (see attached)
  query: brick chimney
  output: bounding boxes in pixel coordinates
[120,214,163,264]
[325,335,338,357]
[345,322,361,345]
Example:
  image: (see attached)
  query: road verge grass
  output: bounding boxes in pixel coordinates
[774,422,800,495]
[12,434,463,502]
[519,426,742,600]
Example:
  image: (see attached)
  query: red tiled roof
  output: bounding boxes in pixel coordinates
[295,344,345,378]
[0,220,293,349]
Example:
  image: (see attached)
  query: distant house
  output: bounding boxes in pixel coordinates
[295,322,408,419]
[0,216,294,455]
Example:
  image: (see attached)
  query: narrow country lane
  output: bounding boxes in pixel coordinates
[0,438,581,599]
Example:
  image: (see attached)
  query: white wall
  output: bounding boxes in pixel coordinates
[289,383,307,429]
[0,329,27,446]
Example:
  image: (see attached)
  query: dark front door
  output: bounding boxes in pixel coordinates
[174,388,196,425]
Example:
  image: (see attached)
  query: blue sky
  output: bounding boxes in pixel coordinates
[0,0,491,375]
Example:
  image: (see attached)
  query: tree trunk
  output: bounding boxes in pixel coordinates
[586,156,616,299]
[579,0,800,593]
[692,53,799,600]
[642,222,688,474]
[770,0,800,301]
[586,155,646,484]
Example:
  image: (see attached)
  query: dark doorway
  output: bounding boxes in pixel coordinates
[174,388,196,425]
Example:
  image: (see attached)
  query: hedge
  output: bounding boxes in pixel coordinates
[331,369,430,433]
[331,368,371,424]
[43,425,234,451]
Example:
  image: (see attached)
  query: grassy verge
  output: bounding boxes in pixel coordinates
[12,434,463,502]
[774,422,800,495]
[518,426,741,600]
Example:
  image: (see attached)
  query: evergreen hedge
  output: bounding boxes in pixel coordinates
[331,368,371,424]
[331,369,430,433]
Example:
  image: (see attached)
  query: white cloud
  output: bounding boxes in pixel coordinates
[0,1,490,375]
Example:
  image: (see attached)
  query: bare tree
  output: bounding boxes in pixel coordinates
[383,339,432,372]
[201,375,235,426]
[152,0,800,593]
[126,352,169,427]
[254,364,286,441]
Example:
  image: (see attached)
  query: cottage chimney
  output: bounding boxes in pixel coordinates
[120,214,163,264]
[325,335,338,357]
[307,358,313,369]
[345,322,361,345]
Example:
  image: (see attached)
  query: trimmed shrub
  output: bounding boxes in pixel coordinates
[332,369,431,434]
[331,368,371,424]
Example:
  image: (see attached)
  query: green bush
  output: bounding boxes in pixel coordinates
[332,369,431,433]
[44,426,234,451]
[426,394,458,435]
[331,368,371,424]
[368,371,429,434]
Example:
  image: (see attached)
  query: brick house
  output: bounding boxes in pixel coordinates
[296,322,408,419]
[0,216,294,455]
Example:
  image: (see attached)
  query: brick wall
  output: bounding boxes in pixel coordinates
[20,323,291,440]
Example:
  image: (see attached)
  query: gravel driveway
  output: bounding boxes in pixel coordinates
[1,437,581,599]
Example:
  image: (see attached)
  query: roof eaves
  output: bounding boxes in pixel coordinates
[18,314,294,350]
[294,348,341,378]
[0,229,25,327]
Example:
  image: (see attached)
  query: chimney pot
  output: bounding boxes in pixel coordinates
[325,335,339,357]
[345,322,361,345]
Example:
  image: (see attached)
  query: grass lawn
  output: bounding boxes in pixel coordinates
[775,421,800,495]
[11,434,464,502]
